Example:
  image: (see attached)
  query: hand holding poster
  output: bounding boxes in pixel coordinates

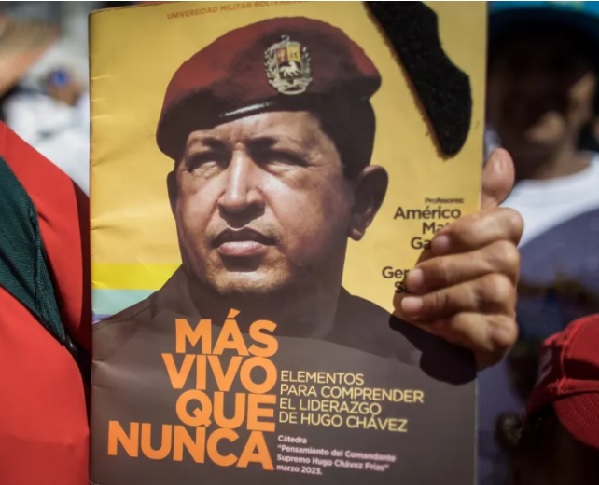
[90,2,486,483]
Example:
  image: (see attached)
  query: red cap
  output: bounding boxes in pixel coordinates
[526,314,599,450]
[156,17,381,160]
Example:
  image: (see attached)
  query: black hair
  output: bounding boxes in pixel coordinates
[488,19,599,153]
[496,407,599,480]
[488,20,599,73]
[495,407,559,464]
[507,339,543,404]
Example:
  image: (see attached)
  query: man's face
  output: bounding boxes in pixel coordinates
[169,111,376,297]
[488,32,596,160]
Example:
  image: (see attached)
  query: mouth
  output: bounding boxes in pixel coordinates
[214,227,275,257]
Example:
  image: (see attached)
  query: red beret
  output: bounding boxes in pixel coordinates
[156,17,382,160]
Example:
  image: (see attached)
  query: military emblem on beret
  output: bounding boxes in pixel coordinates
[264,34,312,95]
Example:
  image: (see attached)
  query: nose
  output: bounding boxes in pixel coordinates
[217,149,264,215]
[513,60,555,100]
[518,71,552,99]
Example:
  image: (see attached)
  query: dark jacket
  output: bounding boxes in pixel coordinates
[91,266,476,485]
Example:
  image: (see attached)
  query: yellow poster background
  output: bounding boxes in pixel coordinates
[90,1,486,315]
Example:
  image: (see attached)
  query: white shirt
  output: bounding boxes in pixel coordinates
[4,90,90,195]
[502,154,599,246]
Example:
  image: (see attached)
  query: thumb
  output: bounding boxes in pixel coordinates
[481,148,515,209]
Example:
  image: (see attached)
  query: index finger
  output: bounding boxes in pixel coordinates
[431,208,523,254]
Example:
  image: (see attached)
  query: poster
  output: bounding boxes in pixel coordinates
[90,2,486,484]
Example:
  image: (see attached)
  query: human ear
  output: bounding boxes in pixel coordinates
[349,165,388,241]
[167,170,177,215]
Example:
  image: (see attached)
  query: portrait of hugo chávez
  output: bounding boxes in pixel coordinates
[93,3,480,382]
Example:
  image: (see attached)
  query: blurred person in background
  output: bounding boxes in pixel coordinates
[480,2,599,483]
[0,5,130,484]
[0,2,130,196]
[0,9,91,485]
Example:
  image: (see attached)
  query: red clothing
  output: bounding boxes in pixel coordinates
[0,122,90,485]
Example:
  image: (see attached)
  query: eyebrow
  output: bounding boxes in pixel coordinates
[247,135,299,150]
[186,135,227,152]
[186,133,308,152]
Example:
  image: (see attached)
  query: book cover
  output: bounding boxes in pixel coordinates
[90,2,486,483]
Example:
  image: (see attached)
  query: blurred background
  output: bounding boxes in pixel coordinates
[481,2,599,483]
[0,1,133,195]
[1,2,599,484]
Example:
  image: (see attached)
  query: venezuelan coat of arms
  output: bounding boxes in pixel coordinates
[264,34,312,95]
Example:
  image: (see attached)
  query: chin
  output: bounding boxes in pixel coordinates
[210,271,291,297]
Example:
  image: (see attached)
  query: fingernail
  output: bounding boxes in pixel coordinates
[493,150,507,174]
[431,235,451,255]
[401,296,423,315]
[406,268,426,293]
